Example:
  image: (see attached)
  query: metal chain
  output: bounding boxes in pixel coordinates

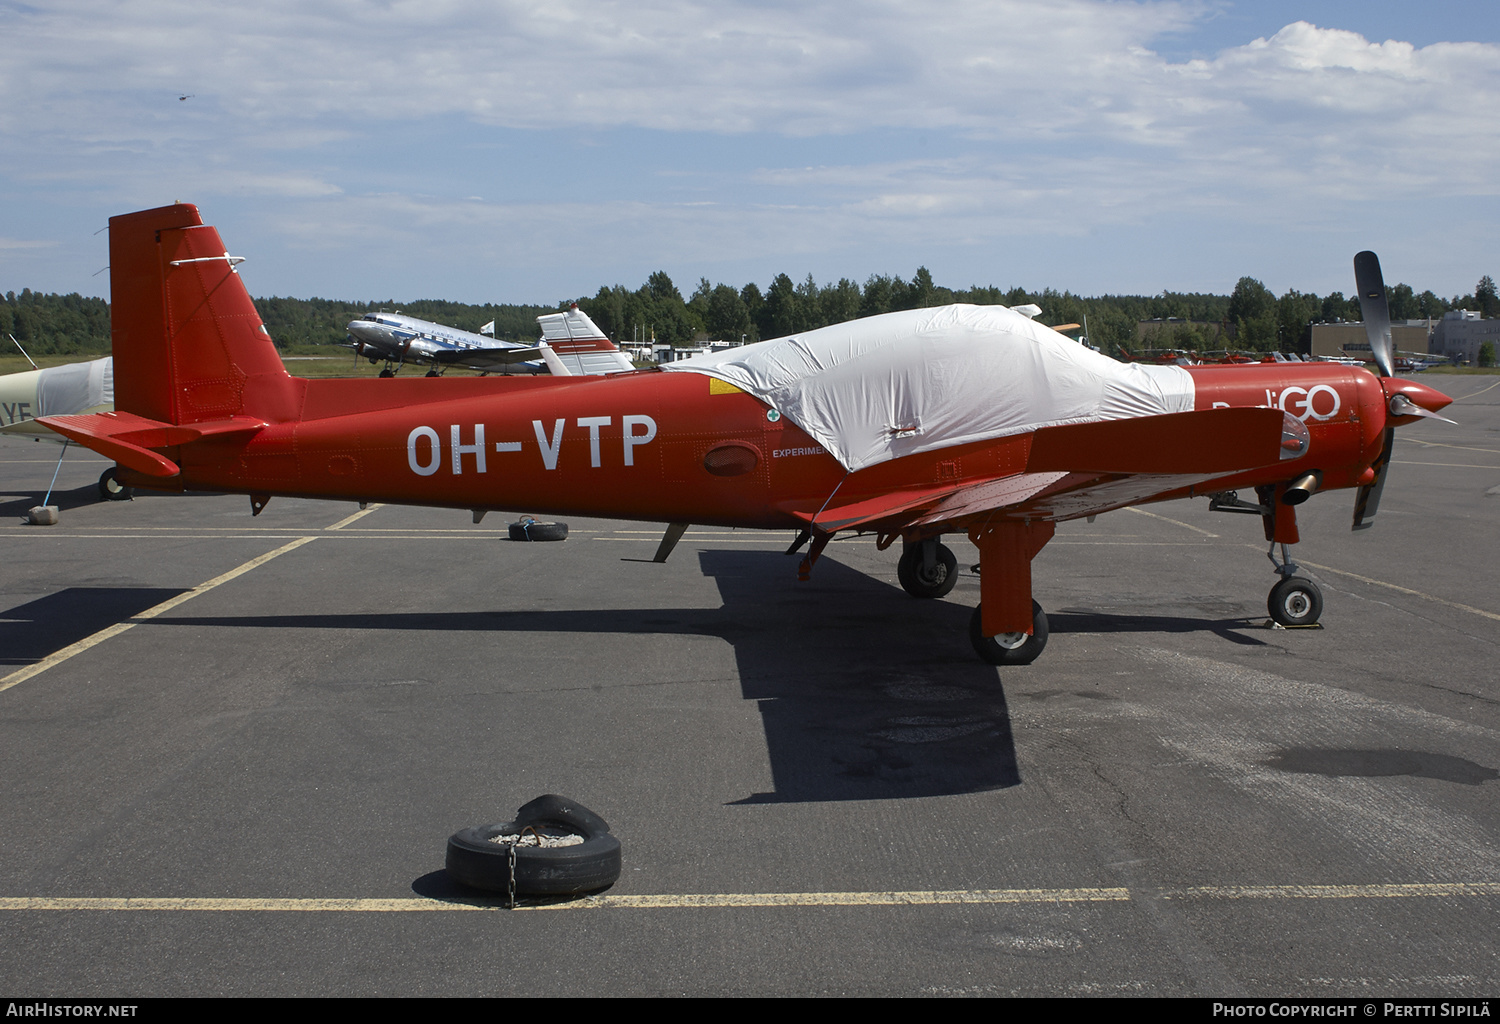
[507,843,517,909]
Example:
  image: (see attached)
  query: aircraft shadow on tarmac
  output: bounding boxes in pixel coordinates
[0,587,184,666]
[1,485,231,517]
[79,547,1286,804]
[1,482,104,515]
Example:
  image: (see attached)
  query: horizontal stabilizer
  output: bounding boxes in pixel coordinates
[36,411,266,478]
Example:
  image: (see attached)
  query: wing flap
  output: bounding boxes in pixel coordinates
[781,486,954,533]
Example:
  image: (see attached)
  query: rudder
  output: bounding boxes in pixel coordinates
[109,204,301,426]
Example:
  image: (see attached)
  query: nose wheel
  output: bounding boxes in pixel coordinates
[1266,542,1322,627]
[1269,576,1323,627]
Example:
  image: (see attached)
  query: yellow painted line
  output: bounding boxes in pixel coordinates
[1,533,512,541]
[325,504,385,530]
[2,882,1495,914]
[1162,883,1500,901]
[1295,557,1500,623]
[1124,506,1218,538]
[0,537,318,694]
[1449,378,1500,401]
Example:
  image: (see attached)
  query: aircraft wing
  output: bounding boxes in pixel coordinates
[427,345,545,369]
[785,406,1291,534]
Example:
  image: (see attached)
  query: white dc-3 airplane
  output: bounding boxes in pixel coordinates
[346,305,635,377]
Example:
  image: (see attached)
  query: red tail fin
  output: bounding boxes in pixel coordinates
[110,204,302,425]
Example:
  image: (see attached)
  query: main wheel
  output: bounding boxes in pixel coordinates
[896,542,959,599]
[378,367,395,378]
[1268,576,1322,627]
[970,601,1049,665]
[98,467,133,502]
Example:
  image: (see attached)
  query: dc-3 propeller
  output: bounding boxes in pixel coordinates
[1350,251,1456,532]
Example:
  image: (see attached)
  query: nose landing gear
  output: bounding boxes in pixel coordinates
[1267,541,1323,627]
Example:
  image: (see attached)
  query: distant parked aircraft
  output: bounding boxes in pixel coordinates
[345,306,633,377]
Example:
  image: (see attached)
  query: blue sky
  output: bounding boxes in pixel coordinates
[1,1,1496,308]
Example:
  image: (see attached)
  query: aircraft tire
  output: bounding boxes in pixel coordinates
[508,518,569,542]
[969,601,1048,665]
[98,467,133,502]
[1268,576,1322,627]
[896,542,959,599]
[445,795,621,896]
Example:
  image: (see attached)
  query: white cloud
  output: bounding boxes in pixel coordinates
[1,3,1495,299]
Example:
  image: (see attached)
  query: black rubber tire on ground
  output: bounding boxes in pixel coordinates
[1268,576,1323,627]
[446,795,622,896]
[508,518,569,542]
[378,368,395,378]
[969,600,1049,665]
[896,542,959,599]
[98,467,133,502]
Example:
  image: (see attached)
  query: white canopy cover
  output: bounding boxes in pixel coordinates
[662,305,1195,473]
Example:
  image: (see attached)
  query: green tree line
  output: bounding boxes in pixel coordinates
[4,269,1496,358]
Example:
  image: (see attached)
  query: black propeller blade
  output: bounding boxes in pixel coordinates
[1351,252,1395,530]
[1351,426,1394,531]
[1353,251,1395,378]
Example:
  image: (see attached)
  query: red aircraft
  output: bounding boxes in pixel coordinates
[42,204,1454,664]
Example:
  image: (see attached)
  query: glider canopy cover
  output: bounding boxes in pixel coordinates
[662,304,1195,472]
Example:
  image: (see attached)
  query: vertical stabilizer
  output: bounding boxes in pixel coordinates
[109,204,301,425]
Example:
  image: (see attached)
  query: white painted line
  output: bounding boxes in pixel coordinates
[1,882,1495,914]
[326,504,385,530]
[1400,438,1500,455]
[1392,461,1500,469]
[0,537,318,694]
[1124,506,1218,537]
[1295,557,1500,623]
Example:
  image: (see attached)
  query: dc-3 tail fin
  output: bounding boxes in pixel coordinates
[38,204,302,477]
[536,304,634,374]
[108,203,301,426]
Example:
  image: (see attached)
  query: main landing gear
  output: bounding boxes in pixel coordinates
[896,538,958,599]
[97,466,133,502]
[970,600,1049,665]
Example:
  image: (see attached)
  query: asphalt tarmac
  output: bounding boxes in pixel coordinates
[1,376,1497,997]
